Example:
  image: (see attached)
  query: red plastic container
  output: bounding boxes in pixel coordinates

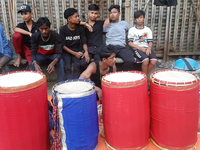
[102,71,150,149]
[0,71,50,150]
[150,70,199,149]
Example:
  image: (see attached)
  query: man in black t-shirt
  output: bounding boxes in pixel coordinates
[60,8,90,79]
[13,4,39,68]
[80,4,109,71]
[30,17,64,83]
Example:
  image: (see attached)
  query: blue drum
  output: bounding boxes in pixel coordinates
[52,79,99,150]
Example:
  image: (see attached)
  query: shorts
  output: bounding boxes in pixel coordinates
[133,48,157,62]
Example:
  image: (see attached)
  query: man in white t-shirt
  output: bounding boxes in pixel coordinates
[128,10,157,75]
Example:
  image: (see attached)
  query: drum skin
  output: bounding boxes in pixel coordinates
[150,70,199,149]
[0,71,50,150]
[53,79,99,150]
[102,71,150,149]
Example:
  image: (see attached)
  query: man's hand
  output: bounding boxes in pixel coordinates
[75,52,82,59]
[139,47,147,53]
[146,48,151,56]
[0,60,2,68]
[82,51,90,63]
[103,18,110,27]
[47,62,55,74]
[95,86,102,103]
[34,62,42,72]
[29,32,32,37]
[85,23,93,32]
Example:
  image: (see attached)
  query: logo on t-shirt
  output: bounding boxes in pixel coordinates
[66,36,80,40]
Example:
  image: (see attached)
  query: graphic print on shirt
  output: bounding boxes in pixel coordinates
[38,44,56,55]
[134,32,148,47]
[66,35,80,41]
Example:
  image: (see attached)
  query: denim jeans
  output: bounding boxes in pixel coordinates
[62,51,81,79]
[29,53,65,83]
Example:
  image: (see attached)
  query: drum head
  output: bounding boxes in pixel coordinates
[54,81,94,94]
[152,70,197,86]
[104,72,144,82]
[0,72,43,87]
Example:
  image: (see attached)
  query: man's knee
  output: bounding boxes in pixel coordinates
[150,59,157,65]
[142,59,149,66]
[13,32,23,40]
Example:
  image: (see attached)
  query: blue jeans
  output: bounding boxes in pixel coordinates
[29,53,65,83]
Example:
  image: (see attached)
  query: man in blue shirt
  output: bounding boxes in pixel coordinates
[103,5,135,71]
[0,23,13,73]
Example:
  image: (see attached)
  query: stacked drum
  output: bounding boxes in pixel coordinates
[0,71,50,150]
[150,70,199,149]
[102,71,150,149]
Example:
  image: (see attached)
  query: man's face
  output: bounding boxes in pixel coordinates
[39,25,50,39]
[88,10,99,21]
[135,15,145,26]
[109,8,120,22]
[21,12,32,22]
[105,53,116,66]
[68,12,80,24]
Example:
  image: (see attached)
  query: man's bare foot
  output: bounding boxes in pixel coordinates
[14,57,21,67]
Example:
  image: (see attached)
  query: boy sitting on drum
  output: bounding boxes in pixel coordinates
[128,10,157,75]
[29,17,65,83]
[79,45,116,102]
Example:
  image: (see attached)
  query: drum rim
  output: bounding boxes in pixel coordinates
[0,71,46,93]
[102,71,147,88]
[150,69,199,86]
[52,79,96,97]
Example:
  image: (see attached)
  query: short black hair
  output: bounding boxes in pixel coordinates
[99,45,115,60]
[134,10,145,19]
[88,4,99,11]
[64,8,77,20]
[37,17,51,27]
[108,5,120,12]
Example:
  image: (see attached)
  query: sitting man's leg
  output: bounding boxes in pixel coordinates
[0,55,11,67]
[115,45,135,71]
[62,52,73,79]
[55,58,65,82]
[72,55,81,79]
[29,53,47,71]
[147,51,157,74]
[13,32,26,67]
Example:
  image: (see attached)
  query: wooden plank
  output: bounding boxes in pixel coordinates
[24,0,27,4]
[92,0,95,4]
[167,7,173,61]
[168,52,200,56]
[85,0,88,22]
[99,0,103,20]
[156,6,163,50]
[70,0,73,7]
[191,0,200,27]
[119,0,122,21]
[151,0,156,38]
[40,0,44,17]
[78,0,82,20]
[187,6,194,52]
[54,0,60,33]
[125,0,130,24]
[48,0,54,30]
[1,0,9,39]
[13,0,17,29]
[62,0,67,25]
[173,0,180,51]
[32,0,37,22]
[144,0,149,26]
[114,0,118,5]
[163,7,170,61]
[194,0,200,52]
[179,0,187,52]
[8,0,14,35]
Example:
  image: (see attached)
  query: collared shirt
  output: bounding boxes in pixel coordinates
[16,20,39,49]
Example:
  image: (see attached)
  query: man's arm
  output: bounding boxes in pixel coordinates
[14,27,32,37]
[128,41,147,53]
[80,26,90,62]
[79,62,96,80]
[62,46,82,59]
[79,21,93,32]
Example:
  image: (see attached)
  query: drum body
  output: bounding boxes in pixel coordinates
[102,71,150,149]
[53,79,99,150]
[150,70,199,149]
[0,71,49,150]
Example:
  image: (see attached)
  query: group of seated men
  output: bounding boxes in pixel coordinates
[1,4,157,100]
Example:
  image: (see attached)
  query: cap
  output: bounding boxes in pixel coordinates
[18,4,31,13]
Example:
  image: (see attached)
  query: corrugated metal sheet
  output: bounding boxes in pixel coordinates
[0,0,199,60]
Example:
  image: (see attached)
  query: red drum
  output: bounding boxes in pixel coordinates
[150,70,199,149]
[0,71,50,150]
[102,71,150,149]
